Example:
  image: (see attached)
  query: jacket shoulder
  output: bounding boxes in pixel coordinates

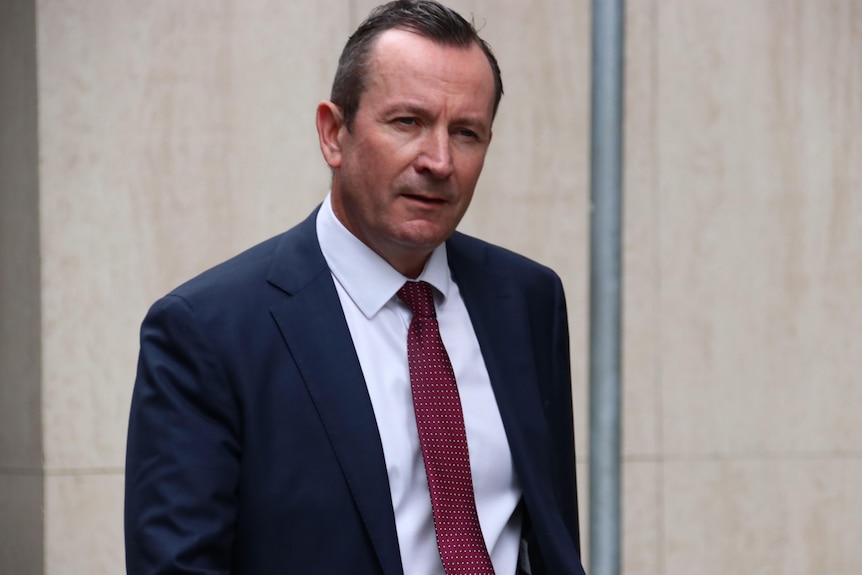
[166,209,322,307]
[169,233,285,304]
[447,232,562,285]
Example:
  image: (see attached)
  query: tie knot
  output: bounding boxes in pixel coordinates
[397,281,436,319]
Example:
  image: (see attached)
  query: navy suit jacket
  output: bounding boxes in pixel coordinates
[125,209,585,574]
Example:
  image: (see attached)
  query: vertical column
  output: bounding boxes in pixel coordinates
[589,0,625,573]
[0,0,44,573]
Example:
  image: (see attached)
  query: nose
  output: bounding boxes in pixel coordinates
[415,128,454,180]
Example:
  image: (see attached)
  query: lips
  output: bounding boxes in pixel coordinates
[403,193,445,203]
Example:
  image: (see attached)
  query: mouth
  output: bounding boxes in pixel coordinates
[401,193,447,207]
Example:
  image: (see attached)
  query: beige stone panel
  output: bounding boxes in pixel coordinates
[663,458,862,575]
[44,472,124,575]
[623,0,661,458]
[578,461,663,574]
[657,0,862,455]
[1,0,42,471]
[0,474,44,574]
[36,0,349,470]
[622,461,662,575]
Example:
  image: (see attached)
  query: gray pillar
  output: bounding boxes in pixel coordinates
[0,0,44,573]
[588,0,625,574]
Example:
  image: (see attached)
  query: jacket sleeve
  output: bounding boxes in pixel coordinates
[549,274,581,555]
[125,294,241,575]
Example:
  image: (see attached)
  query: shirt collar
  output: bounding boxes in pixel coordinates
[316,193,451,319]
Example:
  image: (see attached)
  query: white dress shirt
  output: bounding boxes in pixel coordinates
[316,195,523,575]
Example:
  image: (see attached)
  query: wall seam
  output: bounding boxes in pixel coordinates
[649,0,665,573]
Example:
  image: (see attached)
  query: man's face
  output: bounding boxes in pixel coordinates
[320,29,496,277]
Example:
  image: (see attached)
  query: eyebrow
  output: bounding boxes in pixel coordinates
[381,102,431,119]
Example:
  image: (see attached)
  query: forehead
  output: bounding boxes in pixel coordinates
[364,29,496,115]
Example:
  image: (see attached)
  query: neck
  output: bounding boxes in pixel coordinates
[384,250,431,279]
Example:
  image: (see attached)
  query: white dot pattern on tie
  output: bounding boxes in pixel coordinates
[397,281,495,575]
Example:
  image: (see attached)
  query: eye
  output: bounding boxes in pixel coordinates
[453,127,482,141]
[395,117,417,126]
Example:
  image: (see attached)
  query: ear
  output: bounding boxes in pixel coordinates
[316,101,345,169]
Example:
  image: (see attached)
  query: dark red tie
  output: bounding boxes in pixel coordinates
[397,281,495,575]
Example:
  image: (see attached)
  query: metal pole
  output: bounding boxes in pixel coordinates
[588,0,624,574]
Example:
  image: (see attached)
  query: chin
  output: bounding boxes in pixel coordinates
[400,227,455,249]
[395,220,448,243]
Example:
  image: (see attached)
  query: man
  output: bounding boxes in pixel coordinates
[125,1,585,574]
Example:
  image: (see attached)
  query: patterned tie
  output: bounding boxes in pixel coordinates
[397,281,495,575]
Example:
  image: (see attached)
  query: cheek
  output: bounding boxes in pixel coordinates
[457,149,486,175]
[456,159,485,194]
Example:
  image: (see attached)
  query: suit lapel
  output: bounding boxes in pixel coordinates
[446,234,554,490]
[447,235,578,574]
[267,212,403,575]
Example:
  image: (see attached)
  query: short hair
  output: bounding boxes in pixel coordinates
[330,0,504,130]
